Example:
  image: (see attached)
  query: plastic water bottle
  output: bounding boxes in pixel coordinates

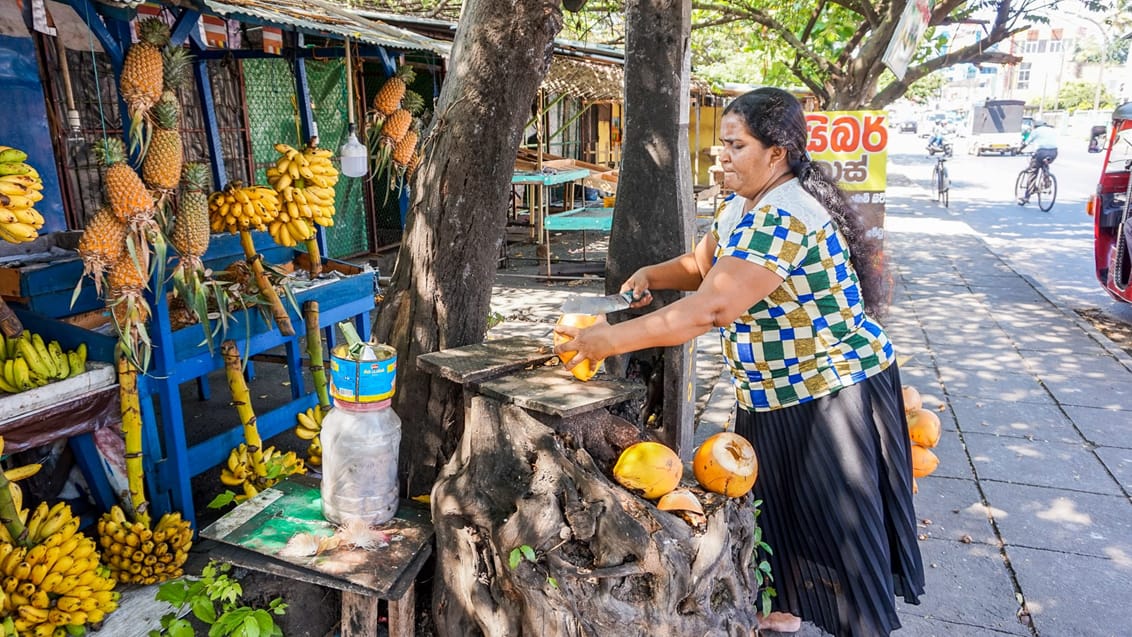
[321,322,402,525]
[320,398,402,525]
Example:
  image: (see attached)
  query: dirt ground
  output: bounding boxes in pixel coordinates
[1077,308,1132,358]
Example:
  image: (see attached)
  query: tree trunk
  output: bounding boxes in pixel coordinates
[432,396,760,636]
[371,0,563,497]
[605,0,696,457]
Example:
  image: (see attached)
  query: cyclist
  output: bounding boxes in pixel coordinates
[1017,120,1058,205]
[926,120,949,154]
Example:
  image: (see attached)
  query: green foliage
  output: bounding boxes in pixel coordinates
[149,561,288,637]
[750,500,775,618]
[208,490,238,509]
[507,544,558,589]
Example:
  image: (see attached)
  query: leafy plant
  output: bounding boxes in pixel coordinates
[149,561,288,637]
[507,543,558,589]
[751,500,776,618]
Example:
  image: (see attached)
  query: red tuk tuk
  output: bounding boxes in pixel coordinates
[1089,102,1132,302]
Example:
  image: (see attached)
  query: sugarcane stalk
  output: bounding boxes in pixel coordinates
[239,229,294,336]
[222,340,267,479]
[119,354,151,529]
[0,437,29,546]
[304,237,323,279]
[303,301,331,410]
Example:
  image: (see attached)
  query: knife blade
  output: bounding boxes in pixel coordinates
[560,289,647,315]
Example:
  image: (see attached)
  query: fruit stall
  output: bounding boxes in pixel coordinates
[0,0,448,632]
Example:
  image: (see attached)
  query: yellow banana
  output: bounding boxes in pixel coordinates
[0,221,37,242]
[1,464,39,483]
[0,181,30,196]
[12,358,30,391]
[110,506,127,526]
[18,339,50,380]
[28,562,48,586]
[274,156,292,176]
[66,351,83,377]
[0,194,34,210]
[46,341,67,380]
[16,603,48,623]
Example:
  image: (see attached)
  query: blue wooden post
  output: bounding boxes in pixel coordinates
[191,33,228,189]
[169,9,201,47]
[293,34,316,144]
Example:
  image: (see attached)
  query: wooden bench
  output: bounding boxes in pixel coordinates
[202,475,433,637]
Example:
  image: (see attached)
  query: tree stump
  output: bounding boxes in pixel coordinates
[432,395,759,636]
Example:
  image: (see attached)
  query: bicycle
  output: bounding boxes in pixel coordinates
[1015,157,1057,212]
[932,152,950,207]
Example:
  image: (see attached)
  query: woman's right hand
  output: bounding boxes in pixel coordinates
[620,269,654,308]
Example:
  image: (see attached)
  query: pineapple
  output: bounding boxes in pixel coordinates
[92,137,155,224]
[372,65,416,116]
[391,128,419,168]
[142,94,183,191]
[171,163,211,270]
[407,151,422,177]
[380,110,413,145]
[77,207,128,293]
[120,18,170,154]
[108,251,148,294]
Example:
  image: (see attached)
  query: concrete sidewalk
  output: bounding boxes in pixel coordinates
[488,178,1132,636]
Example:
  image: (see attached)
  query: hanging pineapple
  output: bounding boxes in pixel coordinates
[371,90,424,184]
[119,18,170,156]
[141,93,182,192]
[171,162,211,276]
[141,46,191,193]
[91,137,155,226]
[76,207,128,294]
[372,65,416,118]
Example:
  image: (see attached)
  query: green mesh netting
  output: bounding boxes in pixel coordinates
[307,60,368,258]
[241,58,368,259]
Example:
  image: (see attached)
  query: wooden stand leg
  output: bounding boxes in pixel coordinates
[340,591,380,637]
[388,582,415,637]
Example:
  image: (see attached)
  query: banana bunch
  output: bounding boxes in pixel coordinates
[220,443,306,502]
[0,146,44,245]
[265,143,338,247]
[0,331,87,395]
[0,501,120,634]
[97,506,191,586]
[294,406,325,467]
[207,182,280,234]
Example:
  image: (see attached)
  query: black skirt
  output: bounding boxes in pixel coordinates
[735,364,925,637]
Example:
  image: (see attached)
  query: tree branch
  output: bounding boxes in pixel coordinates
[828,0,879,27]
[870,32,1026,107]
[693,1,842,77]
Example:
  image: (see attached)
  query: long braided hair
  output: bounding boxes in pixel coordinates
[723,88,887,317]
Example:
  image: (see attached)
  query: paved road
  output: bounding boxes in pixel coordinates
[886,127,1132,326]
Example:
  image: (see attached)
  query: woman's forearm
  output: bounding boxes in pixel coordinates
[608,293,719,353]
[640,253,704,292]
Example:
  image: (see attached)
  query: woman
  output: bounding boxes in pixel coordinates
[554,87,925,636]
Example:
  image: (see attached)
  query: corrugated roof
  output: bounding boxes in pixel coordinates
[541,56,623,101]
[200,0,449,53]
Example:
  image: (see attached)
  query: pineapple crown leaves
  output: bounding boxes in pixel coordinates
[138,18,171,48]
[181,162,211,192]
[151,94,180,130]
[394,65,416,84]
[402,90,426,116]
[92,137,128,167]
[162,46,193,92]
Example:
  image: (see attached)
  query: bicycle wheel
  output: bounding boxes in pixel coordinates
[1037,172,1057,212]
[1015,170,1029,204]
[938,164,949,207]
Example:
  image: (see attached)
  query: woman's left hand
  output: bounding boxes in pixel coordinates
[553,319,616,371]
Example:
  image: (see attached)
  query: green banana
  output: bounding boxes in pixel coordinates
[0,371,17,394]
[0,162,29,177]
[30,333,56,378]
[0,148,28,164]
[17,338,51,381]
[47,340,68,380]
[67,350,84,377]
[13,356,33,391]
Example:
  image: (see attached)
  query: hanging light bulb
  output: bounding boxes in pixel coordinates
[339,37,367,178]
[340,123,368,178]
